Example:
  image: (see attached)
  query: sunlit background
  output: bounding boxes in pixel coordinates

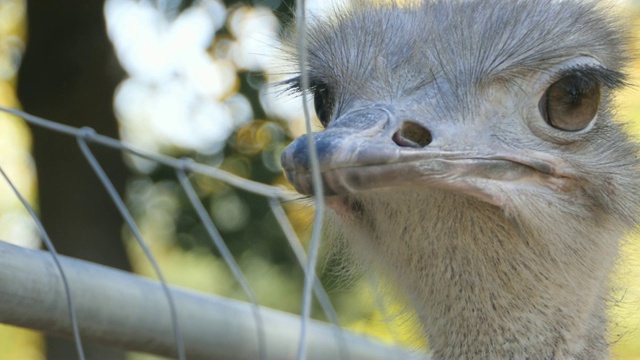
[0,0,639,359]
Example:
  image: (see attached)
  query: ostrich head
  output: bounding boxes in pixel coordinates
[280,0,640,358]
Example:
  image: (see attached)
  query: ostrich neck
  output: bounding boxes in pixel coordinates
[334,189,620,359]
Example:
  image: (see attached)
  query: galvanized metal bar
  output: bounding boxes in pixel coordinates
[0,240,422,360]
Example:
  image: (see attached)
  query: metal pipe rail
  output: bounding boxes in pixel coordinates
[0,240,421,359]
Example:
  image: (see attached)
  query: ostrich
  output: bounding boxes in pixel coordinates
[280,0,640,359]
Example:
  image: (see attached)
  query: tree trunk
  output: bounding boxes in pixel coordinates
[17,1,131,359]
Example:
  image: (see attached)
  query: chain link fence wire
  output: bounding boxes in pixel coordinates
[293,0,327,358]
[0,103,421,360]
[0,0,428,357]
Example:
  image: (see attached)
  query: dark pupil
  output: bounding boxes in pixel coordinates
[313,85,331,127]
[542,74,600,132]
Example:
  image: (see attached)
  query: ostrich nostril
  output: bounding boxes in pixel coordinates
[392,121,432,148]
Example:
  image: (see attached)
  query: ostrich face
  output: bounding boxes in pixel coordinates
[281,0,640,227]
[280,2,640,356]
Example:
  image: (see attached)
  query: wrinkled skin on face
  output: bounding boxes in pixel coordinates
[281,0,640,358]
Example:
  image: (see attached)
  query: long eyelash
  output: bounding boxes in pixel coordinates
[277,75,325,97]
[276,75,303,94]
[556,65,627,90]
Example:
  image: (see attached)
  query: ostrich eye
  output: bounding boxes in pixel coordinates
[539,73,600,132]
[313,84,332,127]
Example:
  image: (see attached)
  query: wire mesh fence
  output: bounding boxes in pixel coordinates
[12,1,640,359]
[0,104,422,359]
[0,1,403,358]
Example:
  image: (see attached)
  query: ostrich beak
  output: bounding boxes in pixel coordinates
[281,106,577,206]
